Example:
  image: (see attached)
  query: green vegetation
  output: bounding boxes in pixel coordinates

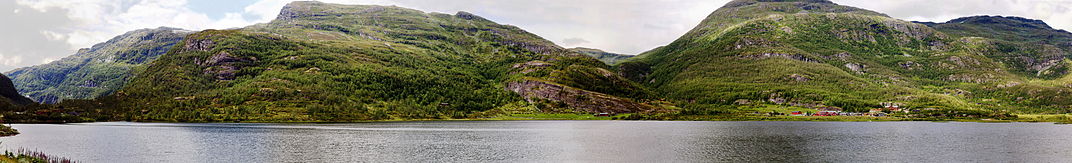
[5,27,191,104]
[616,0,1072,119]
[7,1,656,122]
[569,47,634,65]
[1,149,75,163]
[7,0,1072,123]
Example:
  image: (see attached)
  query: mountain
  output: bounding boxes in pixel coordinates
[569,47,633,65]
[5,27,192,104]
[0,74,32,107]
[918,16,1072,47]
[95,1,656,122]
[619,0,1072,114]
[918,16,1072,78]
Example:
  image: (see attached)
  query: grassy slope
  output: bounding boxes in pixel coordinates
[922,16,1072,113]
[618,0,1068,116]
[90,1,652,122]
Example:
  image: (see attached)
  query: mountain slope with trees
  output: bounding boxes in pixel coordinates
[618,0,1072,116]
[84,1,658,122]
[4,27,192,104]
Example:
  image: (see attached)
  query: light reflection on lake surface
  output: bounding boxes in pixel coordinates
[1,121,1070,162]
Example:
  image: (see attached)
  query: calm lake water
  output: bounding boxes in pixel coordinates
[1,121,1070,162]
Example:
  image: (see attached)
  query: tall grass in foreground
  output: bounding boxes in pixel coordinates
[3,148,76,163]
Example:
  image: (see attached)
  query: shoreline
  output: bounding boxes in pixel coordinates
[5,115,1069,125]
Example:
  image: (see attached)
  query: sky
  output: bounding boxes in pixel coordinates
[2,0,1072,72]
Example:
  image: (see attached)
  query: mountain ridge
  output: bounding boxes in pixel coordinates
[568,47,633,65]
[89,1,659,122]
[616,0,1072,117]
[5,27,192,104]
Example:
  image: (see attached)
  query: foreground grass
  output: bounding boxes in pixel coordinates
[0,149,76,163]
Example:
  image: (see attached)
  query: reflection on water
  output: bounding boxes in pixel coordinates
[1,121,1070,162]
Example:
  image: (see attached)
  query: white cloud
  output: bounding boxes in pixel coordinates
[13,0,262,51]
[0,52,24,67]
[562,38,591,47]
[39,57,56,64]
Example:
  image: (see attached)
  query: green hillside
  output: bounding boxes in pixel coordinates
[5,27,192,104]
[919,16,1072,78]
[619,0,1072,116]
[13,0,1072,122]
[569,47,634,65]
[84,1,656,122]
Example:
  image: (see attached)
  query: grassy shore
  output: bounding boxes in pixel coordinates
[1,149,75,163]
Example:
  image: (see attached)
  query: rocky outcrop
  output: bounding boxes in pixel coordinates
[787,74,810,82]
[183,38,215,52]
[898,61,921,70]
[199,51,252,81]
[946,74,998,83]
[506,80,656,113]
[455,11,488,21]
[844,63,866,74]
[511,61,552,74]
[742,53,820,63]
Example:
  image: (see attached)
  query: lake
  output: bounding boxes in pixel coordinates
[1,121,1070,162]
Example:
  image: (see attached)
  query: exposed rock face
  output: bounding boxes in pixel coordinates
[822,52,852,60]
[183,38,215,52]
[275,1,319,21]
[506,80,655,113]
[787,74,810,82]
[742,53,820,63]
[899,61,921,70]
[844,63,866,74]
[200,51,252,81]
[724,0,835,8]
[946,74,997,83]
[455,11,488,21]
[511,61,552,74]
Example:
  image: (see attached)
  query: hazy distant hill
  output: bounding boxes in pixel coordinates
[569,47,633,65]
[5,27,191,104]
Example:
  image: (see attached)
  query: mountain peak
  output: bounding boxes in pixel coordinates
[274,1,412,22]
[455,11,488,21]
[946,15,1053,29]
[724,0,835,8]
[569,47,606,53]
[277,1,324,21]
[679,0,886,43]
